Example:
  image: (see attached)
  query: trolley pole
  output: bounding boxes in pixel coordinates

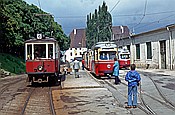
[34,13,53,37]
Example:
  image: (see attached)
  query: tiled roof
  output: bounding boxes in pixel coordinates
[70,29,86,48]
[112,26,130,40]
[69,26,130,48]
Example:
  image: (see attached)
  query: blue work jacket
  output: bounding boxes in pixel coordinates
[125,70,141,87]
[113,61,119,76]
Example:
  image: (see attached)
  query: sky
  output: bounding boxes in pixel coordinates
[24,0,175,35]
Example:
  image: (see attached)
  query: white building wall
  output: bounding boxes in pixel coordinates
[166,40,170,69]
[152,41,159,68]
[63,48,87,62]
[116,25,175,70]
[171,29,175,69]
[130,41,135,64]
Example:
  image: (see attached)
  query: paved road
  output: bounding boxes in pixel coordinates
[54,68,175,115]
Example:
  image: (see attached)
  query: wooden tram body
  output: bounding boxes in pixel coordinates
[89,42,118,77]
[118,48,130,69]
[25,37,60,84]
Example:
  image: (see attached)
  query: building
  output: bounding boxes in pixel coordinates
[63,47,87,62]
[64,26,130,62]
[63,29,87,62]
[115,24,175,70]
[111,26,130,41]
[70,29,86,48]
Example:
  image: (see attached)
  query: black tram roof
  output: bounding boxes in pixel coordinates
[25,37,57,43]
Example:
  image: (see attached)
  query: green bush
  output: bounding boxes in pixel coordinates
[0,53,25,74]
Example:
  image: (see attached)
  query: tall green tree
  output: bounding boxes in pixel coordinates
[0,0,69,57]
[86,1,112,49]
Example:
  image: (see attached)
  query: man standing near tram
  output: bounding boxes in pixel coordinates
[73,58,80,78]
[113,57,121,84]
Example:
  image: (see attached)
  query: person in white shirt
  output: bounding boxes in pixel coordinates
[73,58,80,78]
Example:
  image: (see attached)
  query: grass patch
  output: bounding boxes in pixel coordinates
[0,53,26,74]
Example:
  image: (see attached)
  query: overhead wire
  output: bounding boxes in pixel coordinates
[35,0,174,34]
[128,0,175,33]
[112,10,175,17]
[132,0,147,30]
[110,0,120,13]
[53,10,175,19]
[37,0,42,10]
[134,13,175,30]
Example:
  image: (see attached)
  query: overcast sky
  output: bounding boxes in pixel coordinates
[24,0,175,35]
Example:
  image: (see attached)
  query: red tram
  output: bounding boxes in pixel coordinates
[25,37,60,85]
[118,48,130,69]
[85,42,118,77]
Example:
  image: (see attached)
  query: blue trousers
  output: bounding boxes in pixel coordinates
[115,76,121,84]
[128,85,138,106]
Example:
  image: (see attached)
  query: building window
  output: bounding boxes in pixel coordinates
[136,44,140,59]
[146,42,152,59]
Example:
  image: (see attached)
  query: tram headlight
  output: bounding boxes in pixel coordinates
[37,65,43,71]
[107,64,111,68]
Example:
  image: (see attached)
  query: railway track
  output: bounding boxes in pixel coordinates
[86,70,151,115]
[87,69,175,115]
[0,78,24,96]
[0,76,30,115]
[140,72,175,111]
[0,75,56,115]
[21,86,56,115]
[111,70,175,115]
[1,69,175,115]
[103,79,153,115]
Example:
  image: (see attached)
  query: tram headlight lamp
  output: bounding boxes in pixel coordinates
[107,64,111,68]
[37,65,43,71]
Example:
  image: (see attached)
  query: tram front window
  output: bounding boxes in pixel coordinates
[120,54,130,59]
[34,44,46,59]
[100,51,116,60]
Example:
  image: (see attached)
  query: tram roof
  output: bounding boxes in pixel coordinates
[92,41,117,49]
[25,37,57,43]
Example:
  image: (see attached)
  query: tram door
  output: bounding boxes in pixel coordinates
[160,40,166,69]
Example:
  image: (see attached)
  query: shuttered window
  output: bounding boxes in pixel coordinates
[136,44,140,59]
[146,42,152,59]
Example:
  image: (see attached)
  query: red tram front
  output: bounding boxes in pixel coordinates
[91,42,118,77]
[118,48,130,69]
[25,37,60,85]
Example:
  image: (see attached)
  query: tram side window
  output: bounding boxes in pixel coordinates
[27,44,32,60]
[48,44,53,59]
[34,44,46,59]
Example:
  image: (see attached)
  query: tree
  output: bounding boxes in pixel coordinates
[86,1,112,49]
[0,0,69,57]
